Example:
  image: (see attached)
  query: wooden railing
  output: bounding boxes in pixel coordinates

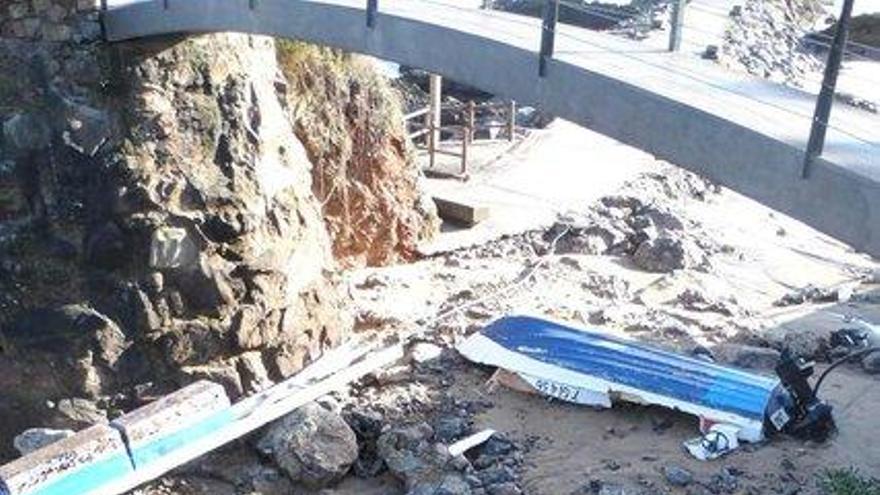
[404,97,517,179]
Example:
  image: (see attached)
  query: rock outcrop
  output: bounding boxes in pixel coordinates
[278,42,439,267]
[0,1,365,459]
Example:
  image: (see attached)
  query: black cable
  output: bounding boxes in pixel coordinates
[812,346,880,398]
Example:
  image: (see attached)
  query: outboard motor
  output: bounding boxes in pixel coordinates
[767,350,835,442]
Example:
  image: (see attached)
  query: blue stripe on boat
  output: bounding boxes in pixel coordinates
[23,453,132,495]
[128,408,236,469]
[481,316,778,420]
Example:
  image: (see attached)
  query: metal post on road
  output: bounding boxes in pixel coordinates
[366,0,378,28]
[668,0,686,52]
[539,0,559,77]
[802,0,855,178]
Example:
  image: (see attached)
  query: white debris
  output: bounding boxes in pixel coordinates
[683,423,740,461]
[409,342,443,364]
[448,429,496,457]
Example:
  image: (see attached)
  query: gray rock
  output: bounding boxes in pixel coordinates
[863,352,880,374]
[7,2,29,19]
[766,325,832,360]
[774,285,838,307]
[378,424,471,495]
[632,236,687,273]
[708,467,740,494]
[713,343,780,370]
[596,482,646,495]
[3,113,52,151]
[236,352,273,393]
[13,428,74,456]
[663,465,693,487]
[487,482,521,495]
[480,434,515,457]
[61,100,110,156]
[3,305,129,398]
[345,408,385,478]
[476,465,515,486]
[257,402,358,489]
[51,398,108,429]
[434,416,470,443]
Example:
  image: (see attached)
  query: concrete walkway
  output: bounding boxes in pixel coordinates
[421,120,654,254]
[103,0,880,257]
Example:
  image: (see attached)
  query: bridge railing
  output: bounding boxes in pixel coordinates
[360,0,876,174]
[101,0,877,170]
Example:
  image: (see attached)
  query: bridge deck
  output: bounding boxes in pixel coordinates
[104,0,880,257]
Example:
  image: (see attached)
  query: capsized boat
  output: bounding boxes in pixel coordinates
[458,315,833,454]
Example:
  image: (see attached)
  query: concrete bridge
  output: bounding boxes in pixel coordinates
[103,0,880,257]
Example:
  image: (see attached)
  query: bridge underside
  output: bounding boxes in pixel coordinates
[104,0,880,258]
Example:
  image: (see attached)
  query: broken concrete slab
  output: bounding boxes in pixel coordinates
[0,424,131,495]
[433,196,490,226]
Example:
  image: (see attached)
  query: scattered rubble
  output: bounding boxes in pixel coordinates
[376,423,472,494]
[720,0,826,86]
[774,284,844,306]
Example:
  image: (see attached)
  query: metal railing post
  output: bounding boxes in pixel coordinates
[461,129,469,176]
[507,100,516,141]
[538,0,559,77]
[802,0,854,178]
[99,0,108,39]
[427,74,442,169]
[668,0,685,52]
[466,101,476,144]
[366,0,378,28]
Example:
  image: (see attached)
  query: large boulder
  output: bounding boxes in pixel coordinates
[257,403,358,488]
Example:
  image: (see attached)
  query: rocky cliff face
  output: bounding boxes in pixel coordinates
[278,43,439,268]
[0,1,367,459]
